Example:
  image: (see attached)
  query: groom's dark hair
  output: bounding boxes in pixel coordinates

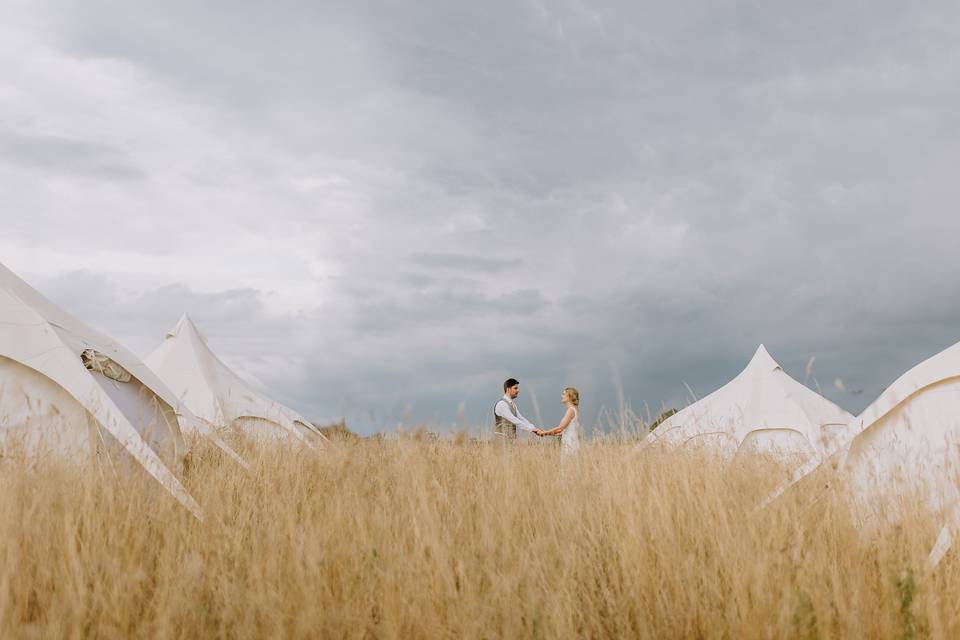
[503,378,519,391]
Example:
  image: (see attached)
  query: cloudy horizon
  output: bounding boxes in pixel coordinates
[3,1,960,434]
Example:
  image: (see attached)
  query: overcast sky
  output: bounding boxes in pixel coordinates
[3,1,960,434]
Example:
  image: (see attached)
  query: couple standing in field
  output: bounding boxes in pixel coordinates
[493,378,580,461]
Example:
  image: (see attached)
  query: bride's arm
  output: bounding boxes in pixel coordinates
[544,408,575,436]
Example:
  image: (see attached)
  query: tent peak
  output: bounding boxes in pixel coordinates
[743,343,784,375]
[166,313,205,341]
[749,343,777,364]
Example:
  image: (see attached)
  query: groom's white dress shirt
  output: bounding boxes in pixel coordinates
[494,394,536,432]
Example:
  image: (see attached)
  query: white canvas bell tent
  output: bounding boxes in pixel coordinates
[842,341,960,521]
[759,340,960,568]
[642,345,853,462]
[145,314,322,445]
[0,263,201,519]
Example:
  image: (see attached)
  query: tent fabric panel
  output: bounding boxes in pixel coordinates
[229,415,310,445]
[735,428,818,462]
[0,355,96,458]
[844,377,960,517]
[89,368,186,471]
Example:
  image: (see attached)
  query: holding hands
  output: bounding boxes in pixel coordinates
[534,399,578,439]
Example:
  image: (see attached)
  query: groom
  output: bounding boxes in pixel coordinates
[494,378,544,440]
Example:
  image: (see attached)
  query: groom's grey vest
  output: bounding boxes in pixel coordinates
[493,398,518,440]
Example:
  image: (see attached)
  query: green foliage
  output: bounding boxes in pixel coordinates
[792,590,819,640]
[648,408,678,432]
[316,421,360,441]
[895,567,917,640]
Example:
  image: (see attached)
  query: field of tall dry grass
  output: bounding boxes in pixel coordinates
[2,436,959,638]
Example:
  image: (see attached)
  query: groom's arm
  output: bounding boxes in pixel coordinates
[494,401,536,432]
[514,409,537,432]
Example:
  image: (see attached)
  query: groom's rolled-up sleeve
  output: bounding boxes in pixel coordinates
[495,401,536,432]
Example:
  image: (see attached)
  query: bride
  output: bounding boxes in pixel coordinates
[537,387,581,461]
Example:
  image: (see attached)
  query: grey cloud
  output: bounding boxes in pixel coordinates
[4,1,960,434]
[410,252,522,273]
[0,131,145,180]
[348,286,549,335]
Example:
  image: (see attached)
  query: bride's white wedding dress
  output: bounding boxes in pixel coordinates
[561,407,581,462]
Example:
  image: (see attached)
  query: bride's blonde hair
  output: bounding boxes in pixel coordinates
[563,387,580,407]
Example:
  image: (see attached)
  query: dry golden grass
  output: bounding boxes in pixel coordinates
[2,437,960,638]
